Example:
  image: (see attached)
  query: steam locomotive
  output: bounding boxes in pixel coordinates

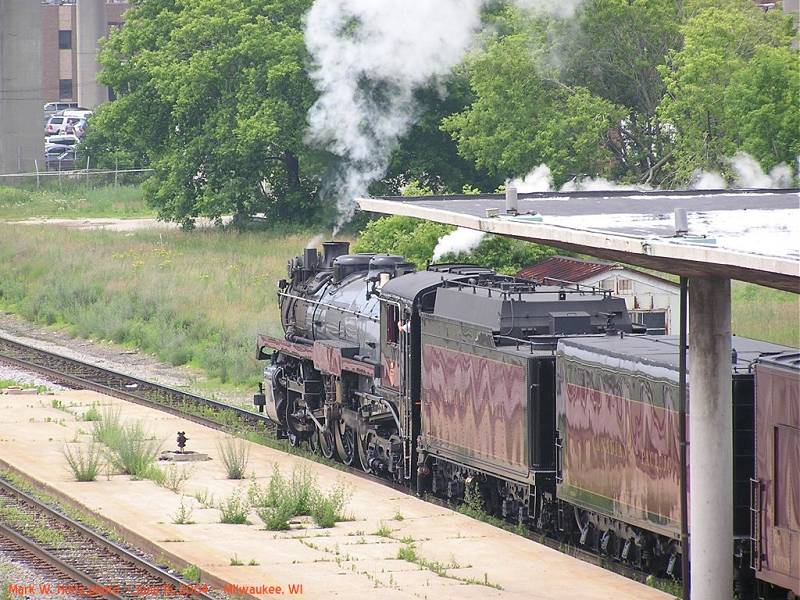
[254,241,799,598]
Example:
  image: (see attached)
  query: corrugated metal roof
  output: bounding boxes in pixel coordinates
[517,256,617,283]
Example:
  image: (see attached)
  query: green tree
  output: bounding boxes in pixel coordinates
[441,10,625,187]
[556,0,682,184]
[657,2,797,181]
[353,215,560,273]
[83,0,320,226]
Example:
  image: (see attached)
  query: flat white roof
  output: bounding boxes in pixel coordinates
[357,189,800,292]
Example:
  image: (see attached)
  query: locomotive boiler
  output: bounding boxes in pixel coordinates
[254,241,799,598]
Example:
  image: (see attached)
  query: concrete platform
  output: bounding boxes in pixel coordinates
[0,390,672,600]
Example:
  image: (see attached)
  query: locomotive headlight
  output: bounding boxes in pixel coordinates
[378,272,391,288]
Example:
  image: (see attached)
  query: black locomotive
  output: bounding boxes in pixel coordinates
[254,241,799,598]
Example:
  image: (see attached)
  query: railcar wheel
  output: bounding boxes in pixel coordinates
[335,420,358,467]
[283,397,303,448]
[357,432,374,474]
[312,427,336,460]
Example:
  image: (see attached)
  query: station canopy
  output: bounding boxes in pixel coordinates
[357,189,800,293]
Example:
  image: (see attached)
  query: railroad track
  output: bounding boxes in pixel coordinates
[0,334,656,587]
[0,334,271,433]
[0,477,220,600]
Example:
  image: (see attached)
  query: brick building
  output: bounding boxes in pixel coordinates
[40,0,128,104]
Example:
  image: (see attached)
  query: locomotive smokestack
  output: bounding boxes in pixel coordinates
[322,241,350,268]
[505,186,518,215]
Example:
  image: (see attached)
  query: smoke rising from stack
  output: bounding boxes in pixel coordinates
[303,0,589,229]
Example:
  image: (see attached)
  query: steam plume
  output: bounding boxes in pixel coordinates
[509,164,554,192]
[690,170,727,190]
[304,0,590,228]
[304,0,485,228]
[432,228,486,261]
[730,152,793,189]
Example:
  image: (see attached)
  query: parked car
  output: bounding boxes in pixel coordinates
[44,134,80,148]
[62,108,93,120]
[43,101,78,120]
[58,117,87,137]
[45,114,67,137]
[44,146,77,171]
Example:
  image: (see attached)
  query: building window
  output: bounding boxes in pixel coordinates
[632,311,667,335]
[58,30,72,50]
[617,278,632,293]
[59,79,73,99]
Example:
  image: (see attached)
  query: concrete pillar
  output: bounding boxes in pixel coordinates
[688,277,732,600]
[76,0,106,109]
[0,0,43,175]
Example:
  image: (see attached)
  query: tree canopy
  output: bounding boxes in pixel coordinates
[84,0,799,225]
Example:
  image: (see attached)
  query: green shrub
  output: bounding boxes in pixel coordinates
[217,436,250,479]
[219,489,250,524]
[181,564,200,583]
[82,404,102,422]
[249,464,351,530]
[62,443,103,482]
[105,421,162,478]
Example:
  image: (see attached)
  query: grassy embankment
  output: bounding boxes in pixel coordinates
[0,184,151,220]
[0,223,311,392]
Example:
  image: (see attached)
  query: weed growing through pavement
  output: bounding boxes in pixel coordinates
[217,436,249,479]
[171,497,195,525]
[396,542,502,590]
[229,555,244,566]
[191,488,215,508]
[374,522,392,538]
[218,488,250,524]
[159,463,193,493]
[248,464,351,530]
[392,511,404,521]
[62,442,104,482]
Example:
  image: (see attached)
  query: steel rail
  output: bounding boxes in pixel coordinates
[0,521,128,600]
[0,334,271,430]
[0,478,218,600]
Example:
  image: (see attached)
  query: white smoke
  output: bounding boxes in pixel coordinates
[729,152,793,189]
[303,0,589,229]
[509,164,554,192]
[305,234,324,249]
[304,0,485,228]
[559,177,643,192]
[431,227,486,261]
[690,170,727,190]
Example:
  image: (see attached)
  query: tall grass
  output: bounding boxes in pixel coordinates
[217,436,250,479]
[62,442,104,481]
[93,414,162,478]
[0,225,310,386]
[0,184,150,220]
[732,282,799,347]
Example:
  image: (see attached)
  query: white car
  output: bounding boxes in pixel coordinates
[62,108,93,120]
[45,134,80,148]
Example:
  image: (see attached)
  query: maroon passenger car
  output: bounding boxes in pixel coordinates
[752,351,800,597]
[555,334,792,579]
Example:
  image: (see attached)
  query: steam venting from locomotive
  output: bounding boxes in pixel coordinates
[303,0,589,228]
